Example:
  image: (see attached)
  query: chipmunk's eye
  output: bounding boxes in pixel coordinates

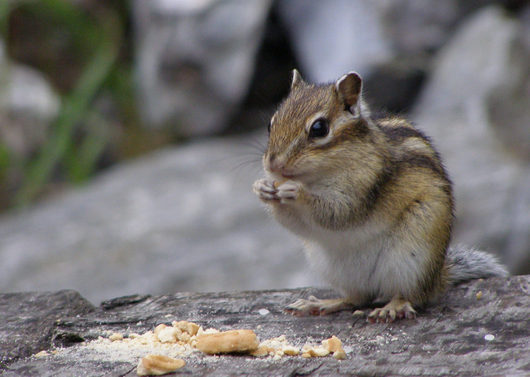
[308,118,329,139]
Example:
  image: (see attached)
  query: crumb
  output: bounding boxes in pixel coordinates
[300,336,346,360]
[333,349,347,360]
[108,333,124,342]
[251,335,300,358]
[34,350,49,358]
[79,320,347,366]
[301,344,329,357]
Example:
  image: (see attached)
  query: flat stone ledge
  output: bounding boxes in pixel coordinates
[1,276,528,376]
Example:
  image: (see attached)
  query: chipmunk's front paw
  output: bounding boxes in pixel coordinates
[253,179,301,204]
[253,178,278,201]
[276,181,301,203]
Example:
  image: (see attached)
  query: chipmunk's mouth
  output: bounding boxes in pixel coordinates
[281,172,298,179]
[266,170,302,183]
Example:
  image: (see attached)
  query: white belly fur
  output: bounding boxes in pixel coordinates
[302,220,429,303]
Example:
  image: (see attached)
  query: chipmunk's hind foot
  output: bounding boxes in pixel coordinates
[368,297,417,323]
[285,296,353,316]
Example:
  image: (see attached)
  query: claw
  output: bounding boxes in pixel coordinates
[253,179,278,201]
[368,297,416,323]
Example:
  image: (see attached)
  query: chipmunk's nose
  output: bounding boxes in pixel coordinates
[267,153,285,174]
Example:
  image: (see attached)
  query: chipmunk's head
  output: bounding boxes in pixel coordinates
[264,69,373,183]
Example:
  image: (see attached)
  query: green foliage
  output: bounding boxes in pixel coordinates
[0,143,9,177]
[0,1,9,37]
[4,0,125,207]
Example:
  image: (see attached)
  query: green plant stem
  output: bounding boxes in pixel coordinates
[66,109,111,183]
[15,8,121,206]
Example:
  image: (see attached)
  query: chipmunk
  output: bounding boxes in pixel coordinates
[253,69,508,322]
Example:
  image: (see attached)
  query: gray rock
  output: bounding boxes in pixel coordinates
[275,0,460,113]
[0,134,309,304]
[0,290,94,368]
[373,0,459,54]
[371,0,520,56]
[486,6,530,161]
[278,0,393,82]
[133,0,272,136]
[1,276,529,376]
[0,39,60,158]
[412,6,530,274]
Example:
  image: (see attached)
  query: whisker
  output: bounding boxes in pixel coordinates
[229,157,262,175]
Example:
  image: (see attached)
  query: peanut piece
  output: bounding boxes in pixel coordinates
[273,179,287,189]
[108,332,123,341]
[322,336,346,360]
[136,354,185,376]
[196,329,259,354]
[322,335,342,353]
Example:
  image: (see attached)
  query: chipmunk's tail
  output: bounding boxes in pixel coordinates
[446,244,509,284]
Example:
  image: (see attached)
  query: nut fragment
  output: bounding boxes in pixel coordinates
[251,335,300,358]
[322,335,342,353]
[172,320,200,336]
[300,336,346,359]
[196,329,259,354]
[108,332,124,341]
[250,345,272,357]
[322,336,346,360]
[333,349,347,360]
[34,350,49,358]
[282,345,300,356]
[309,347,330,357]
[154,324,167,336]
[157,327,179,343]
[301,344,330,357]
[273,179,287,189]
[136,354,185,376]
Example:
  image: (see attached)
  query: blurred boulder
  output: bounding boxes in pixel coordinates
[275,0,525,115]
[278,0,392,82]
[275,0,453,113]
[412,6,530,274]
[486,5,530,161]
[133,0,272,136]
[373,0,459,54]
[0,39,60,158]
[0,134,309,304]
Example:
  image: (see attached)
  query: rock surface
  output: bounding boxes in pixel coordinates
[0,134,309,304]
[412,6,530,274]
[1,276,529,376]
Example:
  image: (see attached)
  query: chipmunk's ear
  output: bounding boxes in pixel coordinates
[336,72,363,117]
[291,69,305,90]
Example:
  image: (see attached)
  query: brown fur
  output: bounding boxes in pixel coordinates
[260,73,455,314]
